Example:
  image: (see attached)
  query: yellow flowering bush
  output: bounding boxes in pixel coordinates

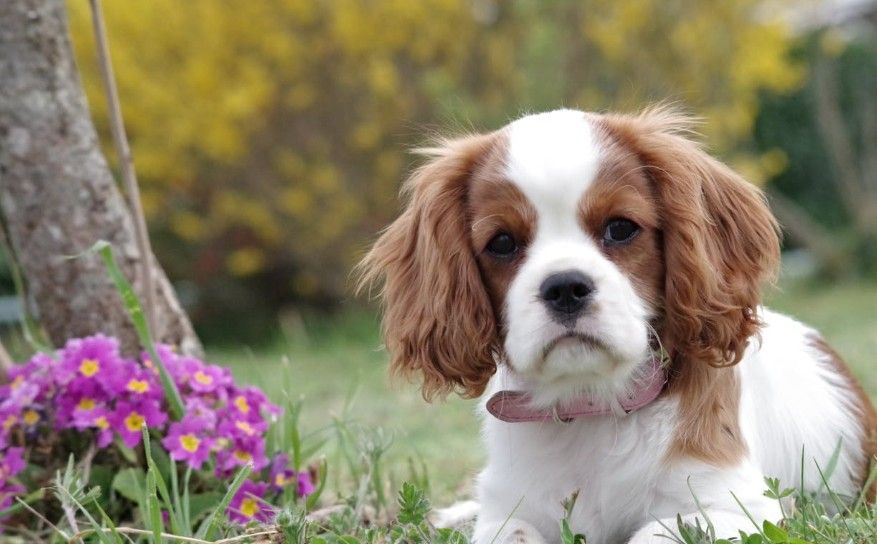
[66,0,801,325]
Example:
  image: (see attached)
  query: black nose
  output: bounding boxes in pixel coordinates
[539,270,595,321]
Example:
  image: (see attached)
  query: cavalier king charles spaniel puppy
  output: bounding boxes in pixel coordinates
[358,107,877,544]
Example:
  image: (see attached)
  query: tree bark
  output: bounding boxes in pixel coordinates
[0,0,202,356]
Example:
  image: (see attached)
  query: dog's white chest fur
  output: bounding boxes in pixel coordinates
[478,396,677,543]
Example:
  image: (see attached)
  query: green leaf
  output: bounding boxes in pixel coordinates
[195,463,252,540]
[186,491,223,524]
[745,534,765,544]
[111,468,146,503]
[560,519,575,544]
[434,527,469,544]
[149,441,173,483]
[114,437,138,464]
[396,481,430,525]
[763,520,788,542]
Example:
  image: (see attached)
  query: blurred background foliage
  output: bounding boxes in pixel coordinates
[55,0,876,342]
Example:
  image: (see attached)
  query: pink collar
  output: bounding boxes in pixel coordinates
[485,357,668,423]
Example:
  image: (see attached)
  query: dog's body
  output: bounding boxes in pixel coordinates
[476,309,869,544]
[359,108,877,543]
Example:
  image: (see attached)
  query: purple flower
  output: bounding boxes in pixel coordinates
[0,447,25,479]
[217,415,266,441]
[0,405,20,448]
[227,386,279,422]
[0,333,293,522]
[111,365,162,401]
[227,481,272,523]
[162,415,214,470]
[59,335,126,396]
[112,400,168,448]
[65,400,114,448]
[183,397,219,427]
[216,436,268,475]
[266,454,313,496]
[297,470,315,497]
[268,453,295,493]
[183,359,231,394]
[91,409,115,448]
[55,381,107,430]
[71,398,109,430]
[1,353,57,404]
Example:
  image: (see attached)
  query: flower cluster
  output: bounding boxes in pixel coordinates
[0,334,314,525]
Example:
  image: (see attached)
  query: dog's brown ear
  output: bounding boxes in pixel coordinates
[600,107,781,368]
[357,134,499,400]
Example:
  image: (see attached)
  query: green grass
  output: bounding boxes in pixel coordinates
[210,310,482,502]
[210,279,877,503]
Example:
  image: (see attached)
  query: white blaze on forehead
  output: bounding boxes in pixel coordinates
[500,110,651,400]
[505,109,601,238]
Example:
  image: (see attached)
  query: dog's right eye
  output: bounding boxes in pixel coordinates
[486,233,517,257]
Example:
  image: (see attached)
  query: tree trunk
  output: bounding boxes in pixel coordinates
[0,0,202,356]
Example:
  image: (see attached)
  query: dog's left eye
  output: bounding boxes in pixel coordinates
[486,233,518,257]
[602,218,640,245]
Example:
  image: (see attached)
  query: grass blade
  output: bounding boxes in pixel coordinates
[145,468,163,543]
[142,427,185,535]
[91,240,185,419]
[195,463,252,540]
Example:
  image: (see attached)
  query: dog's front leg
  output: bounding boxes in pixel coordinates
[472,517,548,544]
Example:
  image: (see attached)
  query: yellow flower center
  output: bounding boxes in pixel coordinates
[127,379,150,394]
[274,473,288,487]
[233,396,250,414]
[23,410,40,425]
[79,358,100,377]
[233,450,252,463]
[124,411,146,432]
[179,433,201,453]
[235,420,255,435]
[77,398,96,411]
[95,415,110,430]
[3,414,17,431]
[11,375,24,389]
[240,497,259,519]
[193,371,213,385]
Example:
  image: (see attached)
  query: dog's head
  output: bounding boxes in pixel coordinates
[358,108,780,405]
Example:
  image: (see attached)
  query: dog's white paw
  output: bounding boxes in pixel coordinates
[429,500,480,529]
[501,524,548,544]
[627,520,674,544]
[473,518,547,544]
